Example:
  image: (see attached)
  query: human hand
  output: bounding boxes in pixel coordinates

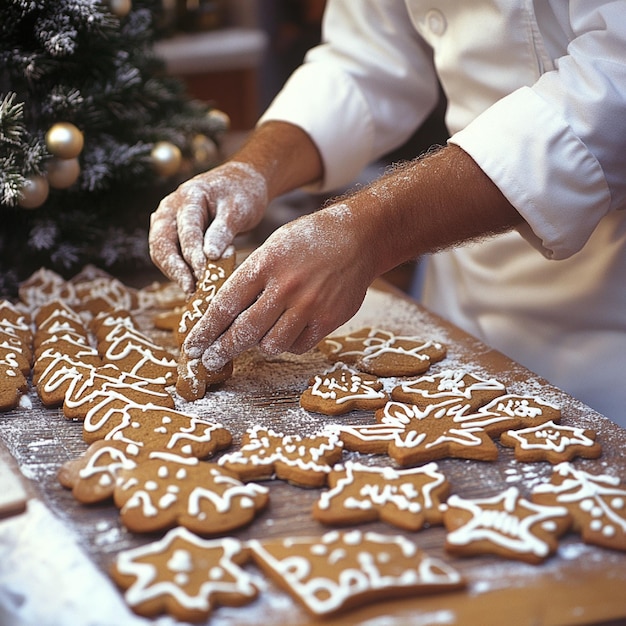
[182,202,378,369]
[148,161,268,293]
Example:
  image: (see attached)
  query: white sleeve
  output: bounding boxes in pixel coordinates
[450,1,626,260]
[258,0,440,192]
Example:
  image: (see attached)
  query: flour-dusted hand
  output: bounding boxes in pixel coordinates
[183,203,377,369]
[148,161,268,293]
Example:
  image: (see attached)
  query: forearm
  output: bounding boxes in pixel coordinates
[230,121,324,201]
[344,144,524,277]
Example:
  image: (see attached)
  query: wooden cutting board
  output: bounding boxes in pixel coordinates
[0,284,625,626]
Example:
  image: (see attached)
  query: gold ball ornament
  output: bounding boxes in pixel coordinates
[207,109,230,135]
[18,175,49,209]
[108,0,132,18]
[47,157,81,189]
[192,134,218,166]
[45,122,84,159]
[151,141,182,177]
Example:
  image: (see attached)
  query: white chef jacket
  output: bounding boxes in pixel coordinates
[259,0,626,428]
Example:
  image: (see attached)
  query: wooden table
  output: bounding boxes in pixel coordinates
[1,283,625,626]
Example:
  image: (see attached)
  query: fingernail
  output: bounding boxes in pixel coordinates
[185,344,202,359]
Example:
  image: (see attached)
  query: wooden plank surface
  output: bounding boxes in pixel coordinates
[1,284,625,626]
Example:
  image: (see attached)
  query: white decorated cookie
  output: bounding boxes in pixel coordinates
[442,486,571,564]
[532,462,626,552]
[314,461,450,531]
[300,362,388,415]
[249,529,465,617]
[111,527,259,622]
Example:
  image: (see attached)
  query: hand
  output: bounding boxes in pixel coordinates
[148,161,268,293]
[182,202,378,369]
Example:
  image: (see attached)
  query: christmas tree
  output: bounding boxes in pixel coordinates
[0,0,228,297]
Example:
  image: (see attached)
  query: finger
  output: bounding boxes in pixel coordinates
[149,207,196,293]
[258,309,308,357]
[289,320,327,355]
[177,185,211,280]
[182,265,265,358]
[204,215,235,260]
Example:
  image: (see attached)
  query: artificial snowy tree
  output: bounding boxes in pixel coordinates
[0,0,228,296]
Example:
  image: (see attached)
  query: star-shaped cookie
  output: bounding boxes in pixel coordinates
[500,420,601,463]
[111,527,259,622]
[442,486,571,564]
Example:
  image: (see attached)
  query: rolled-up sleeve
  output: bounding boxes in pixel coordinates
[451,1,626,260]
[258,0,440,192]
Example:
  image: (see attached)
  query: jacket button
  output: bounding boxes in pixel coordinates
[425,9,447,35]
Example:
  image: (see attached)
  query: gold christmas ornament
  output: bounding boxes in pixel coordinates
[207,109,230,134]
[45,122,84,159]
[108,0,132,18]
[47,157,81,189]
[18,175,49,209]
[192,133,218,166]
[151,141,182,177]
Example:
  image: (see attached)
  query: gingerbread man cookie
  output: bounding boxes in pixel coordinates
[442,486,571,564]
[249,529,465,617]
[500,421,602,464]
[218,426,343,488]
[532,462,626,552]
[114,456,269,535]
[300,362,388,415]
[176,249,236,401]
[111,527,259,622]
[313,461,450,531]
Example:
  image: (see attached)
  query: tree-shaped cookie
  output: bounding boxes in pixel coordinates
[391,368,506,411]
[111,527,259,622]
[532,462,626,552]
[442,486,571,564]
[338,401,498,465]
[218,426,343,488]
[313,461,450,530]
[500,421,601,463]
[300,362,388,415]
[249,529,465,617]
[114,457,269,535]
[176,249,236,400]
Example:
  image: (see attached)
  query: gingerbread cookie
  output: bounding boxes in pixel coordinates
[532,462,626,552]
[18,267,76,308]
[73,275,137,315]
[500,420,602,463]
[249,529,465,617]
[111,527,259,622]
[318,327,446,377]
[62,364,173,420]
[58,439,142,504]
[442,486,571,564]
[218,426,343,488]
[391,368,506,411]
[338,401,498,465]
[300,362,388,415]
[0,358,28,411]
[114,456,269,535]
[82,399,232,459]
[95,310,177,383]
[176,249,236,401]
[456,394,561,437]
[136,280,187,311]
[313,461,449,531]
